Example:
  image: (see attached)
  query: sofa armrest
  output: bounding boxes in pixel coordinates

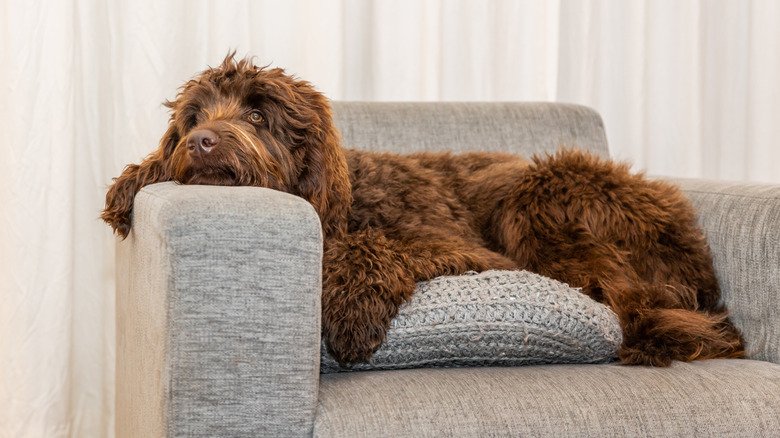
[667,178,780,364]
[115,182,323,437]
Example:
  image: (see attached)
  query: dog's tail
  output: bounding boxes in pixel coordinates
[610,284,746,366]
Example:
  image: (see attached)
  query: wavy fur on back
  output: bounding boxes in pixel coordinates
[104,55,745,367]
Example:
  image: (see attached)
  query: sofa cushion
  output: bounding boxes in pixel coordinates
[321,270,621,372]
[314,360,780,437]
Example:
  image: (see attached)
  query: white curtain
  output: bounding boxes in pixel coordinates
[1,1,778,436]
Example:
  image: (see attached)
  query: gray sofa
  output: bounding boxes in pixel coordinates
[116,102,780,437]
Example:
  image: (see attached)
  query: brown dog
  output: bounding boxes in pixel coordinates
[103,55,744,367]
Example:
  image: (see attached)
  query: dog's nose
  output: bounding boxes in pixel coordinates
[187,129,220,155]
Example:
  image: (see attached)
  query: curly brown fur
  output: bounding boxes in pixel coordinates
[104,54,745,367]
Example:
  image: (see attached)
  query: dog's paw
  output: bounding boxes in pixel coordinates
[321,230,418,365]
[320,277,399,366]
[102,174,139,239]
[618,308,745,366]
[617,342,676,367]
[321,279,406,366]
[113,219,131,239]
[101,207,132,239]
[323,313,389,366]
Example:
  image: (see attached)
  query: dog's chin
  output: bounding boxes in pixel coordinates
[174,163,289,191]
[175,166,238,186]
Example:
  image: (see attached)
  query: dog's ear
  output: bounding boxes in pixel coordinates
[102,123,180,238]
[292,93,352,237]
[156,121,182,159]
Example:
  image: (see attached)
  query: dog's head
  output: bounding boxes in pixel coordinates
[163,54,351,236]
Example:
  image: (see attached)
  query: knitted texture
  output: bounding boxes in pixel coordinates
[321,270,621,373]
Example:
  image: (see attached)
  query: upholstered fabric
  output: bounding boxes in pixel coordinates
[331,102,610,157]
[315,359,780,437]
[321,270,621,372]
[115,103,780,438]
[671,178,780,365]
[116,182,323,438]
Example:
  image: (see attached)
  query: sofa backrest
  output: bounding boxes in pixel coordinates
[331,102,610,158]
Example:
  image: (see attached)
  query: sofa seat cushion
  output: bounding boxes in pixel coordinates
[322,270,622,372]
[314,359,780,437]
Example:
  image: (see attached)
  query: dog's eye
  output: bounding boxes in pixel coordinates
[248,111,265,123]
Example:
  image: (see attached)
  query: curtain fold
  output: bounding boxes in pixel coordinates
[1,1,778,436]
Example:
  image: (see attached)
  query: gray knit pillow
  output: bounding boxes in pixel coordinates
[321,270,621,373]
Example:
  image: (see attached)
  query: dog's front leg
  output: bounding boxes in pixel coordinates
[102,150,171,238]
[321,228,418,365]
[103,124,179,238]
[321,228,518,365]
